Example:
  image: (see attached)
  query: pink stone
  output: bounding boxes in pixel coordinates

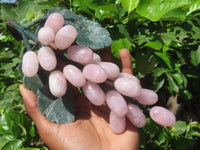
[127,104,146,128]
[54,25,77,50]
[89,53,101,64]
[109,111,126,134]
[106,90,128,116]
[38,27,55,45]
[63,65,86,87]
[44,12,64,33]
[83,81,105,105]
[150,106,176,127]
[67,45,93,64]
[133,88,158,105]
[38,47,57,71]
[114,77,142,97]
[98,62,120,80]
[83,64,108,83]
[22,51,39,77]
[118,73,140,84]
[49,70,67,97]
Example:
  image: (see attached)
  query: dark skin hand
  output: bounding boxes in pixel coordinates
[19,48,139,150]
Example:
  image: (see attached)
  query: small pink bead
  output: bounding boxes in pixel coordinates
[150,106,176,127]
[118,73,140,84]
[38,27,55,45]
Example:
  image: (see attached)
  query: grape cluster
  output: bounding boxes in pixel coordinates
[22,12,176,134]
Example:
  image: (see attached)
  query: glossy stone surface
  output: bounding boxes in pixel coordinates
[63,65,86,87]
[44,12,64,33]
[127,104,146,128]
[106,90,128,116]
[150,106,176,127]
[83,81,105,105]
[83,64,108,83]
[67,45,93,64]
[109,111,126,134]
[38,47,57,71]
[49,70,67,97]
[54,25,77,50]
[118,73,140,84]
[114,77,142,97]
[38,27,55,45]
[89,53,101,64]
[98,62,120,80]
[133,88,158,105]
[22,51,39,77]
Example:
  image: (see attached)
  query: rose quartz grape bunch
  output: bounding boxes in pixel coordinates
[21,12,176,134]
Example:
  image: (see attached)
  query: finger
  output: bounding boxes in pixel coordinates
[99,46,113,62]
[119,49,133,75]
[19,84,55,130]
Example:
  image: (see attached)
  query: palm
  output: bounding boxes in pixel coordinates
[19,49,139,150]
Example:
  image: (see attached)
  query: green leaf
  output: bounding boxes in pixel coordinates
[187,0,200,15]
[162,8,186,21]
[2,139,23,150]
[160,32,177,43]
[190,45,200,66]
[173,121,187,135]
[154,52,172,69]
[172,73,183,85]
[37,85,75,124]
[136,0,191,21]
[143,40,162,50]
[0,135,15,150]
[166,74,179,93]
[120,0,140,13]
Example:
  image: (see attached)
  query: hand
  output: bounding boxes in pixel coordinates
[19,48,139,150]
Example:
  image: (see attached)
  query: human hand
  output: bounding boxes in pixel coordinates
[19,48,139,150]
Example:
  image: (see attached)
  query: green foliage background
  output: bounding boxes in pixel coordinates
[0,0,200,149]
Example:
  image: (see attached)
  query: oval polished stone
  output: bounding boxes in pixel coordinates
[38,47,57,71]
[132,88,158,105]
[114,77,142,97]
[109,111,126,134]
[83,81,106,105]
[49,70,67,97]
[106,90,128,117]
[63,65,86,87]
[118,73,140,84]
[67,45,93,64]
[98,62,120,80]
[127,104,146,128]
[89,53,101,64]
[22,51,39,77]
[54,25,77,50]
[38,27,55,45]
[44,12,64,33]
[150,106,176,127]
[83,64,108,83]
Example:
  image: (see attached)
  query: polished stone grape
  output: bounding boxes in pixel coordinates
[89,53,101,64]
[98,62,120,80]
[22,51,39,77]
[44,12,64,33]
[49,70,67,97]
[83,81,105,105]
[54,25,77,50]
[118,73,140,84]
[83,64,108,83]
[114,77,142,97]
[133,88,158,105]
[150,106,176,127]
[63,65,86,87]
[67,45,93,64]
[127,104,146,128]
[109,111,126,134]
[38,47,57,71]
[106,90,128,117]
[38,27,55,45]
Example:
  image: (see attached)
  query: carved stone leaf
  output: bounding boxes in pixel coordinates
[37,85,75,124]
